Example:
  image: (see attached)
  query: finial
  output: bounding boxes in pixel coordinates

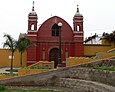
[77,4,79,13]
[32,1,35,11]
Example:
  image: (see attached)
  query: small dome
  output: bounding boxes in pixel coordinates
[75,12,83,16]
[29,11,37,15]
[74,5,83,17]
[29,1,37,15]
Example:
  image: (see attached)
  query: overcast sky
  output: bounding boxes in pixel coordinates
[0,0,115,47]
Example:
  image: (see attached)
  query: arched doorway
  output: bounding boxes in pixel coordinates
[49,48,58,68]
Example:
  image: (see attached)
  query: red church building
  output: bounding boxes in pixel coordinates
[26,3,84,67]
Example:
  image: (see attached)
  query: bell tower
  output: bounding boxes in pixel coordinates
[73,5,83,32]
[27,1,38,65]
[73,5,84,56]
[28,1,37,31]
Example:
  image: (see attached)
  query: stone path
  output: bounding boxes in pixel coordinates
[0,67,20,74]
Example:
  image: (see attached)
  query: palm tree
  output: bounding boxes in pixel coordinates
[3,34,17,75]
[17,37,33,66]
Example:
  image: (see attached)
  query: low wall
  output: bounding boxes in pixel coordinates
[55,78,115,92]
[67,52,115,67]
[18,69,49,76]
[0,76,14,80]
[96,52,115,59]
[67,57,95,67]
[65,67,115,86]
[0,58,115,91]
[80,57,115,67]
[0,66,114,87]
[29,61,54,69]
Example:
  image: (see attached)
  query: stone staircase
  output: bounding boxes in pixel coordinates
[0,57,115,92]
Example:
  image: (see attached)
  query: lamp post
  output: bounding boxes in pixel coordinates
[57,22,62,67]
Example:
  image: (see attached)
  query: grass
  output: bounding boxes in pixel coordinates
[94,66,115,71]
[0,73,17,76]
[0,85,63,92]
[2,89,63,92]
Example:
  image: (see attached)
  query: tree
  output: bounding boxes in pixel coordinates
[103,31,115,47]
[3,34,17,75]
[17,37,33,66]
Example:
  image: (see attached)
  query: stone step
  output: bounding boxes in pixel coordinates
[56,78,115,92]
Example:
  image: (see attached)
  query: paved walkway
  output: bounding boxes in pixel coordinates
[0,67,20,74]
[0,67,10,73]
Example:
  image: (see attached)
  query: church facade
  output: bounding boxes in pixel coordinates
[26,3,84,67]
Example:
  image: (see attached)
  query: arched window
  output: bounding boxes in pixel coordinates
[77,25,80,31]
[31,24,34,30]
[52,24,59,36]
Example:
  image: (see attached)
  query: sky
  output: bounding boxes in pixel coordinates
[0,0,115,48]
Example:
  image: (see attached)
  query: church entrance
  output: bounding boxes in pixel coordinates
[49,48,59,68]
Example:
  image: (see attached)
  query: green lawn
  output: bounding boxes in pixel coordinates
[0,85,63,92]
[2,89,63,92]
[94,66,115,71]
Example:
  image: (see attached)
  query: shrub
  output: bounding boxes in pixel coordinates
[0,85,5,91]
[5,69,18,72]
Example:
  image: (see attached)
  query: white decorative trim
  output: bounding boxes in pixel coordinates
[28,30,37,32]
[74,20,83,22]
[28,19,37,21]
[74,31,84,33]
[74,35,83,37]
[29,16,37,18]
[27,34,37,36]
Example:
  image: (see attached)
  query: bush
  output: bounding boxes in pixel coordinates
[0,85,5,91]
[5,69,18,72]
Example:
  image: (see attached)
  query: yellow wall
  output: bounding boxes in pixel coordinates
[18,69,49,76]
[0,43,114,68]
[29,61,54,69]
[84,45,111,56]
[0,49,26,67]
[0,76,15,80]
[67,52,115,67]
[96,52,115,59]
[67,57,95,67]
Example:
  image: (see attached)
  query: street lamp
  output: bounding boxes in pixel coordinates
[57,22,62,67]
